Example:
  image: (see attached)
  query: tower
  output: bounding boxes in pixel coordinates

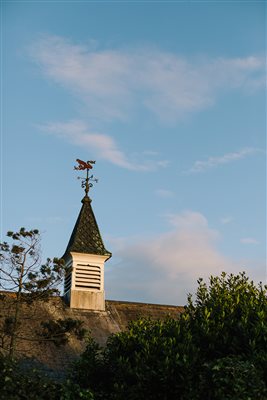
[63,160,111,311]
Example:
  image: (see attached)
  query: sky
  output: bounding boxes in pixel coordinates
[1,1,266,305]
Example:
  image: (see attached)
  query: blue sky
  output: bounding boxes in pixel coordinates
[1,1,266,305]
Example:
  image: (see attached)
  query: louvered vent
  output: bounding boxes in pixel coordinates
[75,264,101,291]
[64,271,72,294]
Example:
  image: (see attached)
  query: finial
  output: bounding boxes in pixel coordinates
[74,159,98,198]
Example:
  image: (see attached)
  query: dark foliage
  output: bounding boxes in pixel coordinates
[1,259,266,399]
[38,318,87,346]
[0,228,65,301]
[197,356,267,400]
[0,355,94,400]
[71,272,267,400]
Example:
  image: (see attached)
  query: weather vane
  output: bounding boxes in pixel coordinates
[74,159,98,197]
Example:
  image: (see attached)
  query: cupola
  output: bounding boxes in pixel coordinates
[63,160,111,311]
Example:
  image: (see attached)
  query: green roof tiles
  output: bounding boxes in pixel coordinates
[63,195,111,259]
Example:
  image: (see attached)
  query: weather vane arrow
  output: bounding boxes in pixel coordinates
[74,159,98,197]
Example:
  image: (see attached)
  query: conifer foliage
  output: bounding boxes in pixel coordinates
[0,228,85,358]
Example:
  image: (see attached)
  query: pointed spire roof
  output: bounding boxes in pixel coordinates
[63,195,111,260]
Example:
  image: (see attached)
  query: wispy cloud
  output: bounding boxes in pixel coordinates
[184,147,262,174]
[30,35,265,122]
[155,189,174,198]
[38,120,168,171]
[240,237,259,245]
[220,216,233,225]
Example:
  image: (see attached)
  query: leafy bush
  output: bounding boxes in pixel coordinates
[69,336,103,394]
[184,272,267,360]
[100,317,198,400]
[0,355,94,400]
[72,272,267,400]
[2,272,265,399]
[197,356,267,400]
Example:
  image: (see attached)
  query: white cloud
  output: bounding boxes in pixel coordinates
[165,210,210,230]
[184,147,262,174]
[155,189,174,198]
[240,237,259,245]
[220,216,233,225]
[30,35,265,122]
[106,211,234,305]
[106,211,265,304]
[38,119,168,171]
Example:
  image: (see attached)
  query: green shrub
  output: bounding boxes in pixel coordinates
[197,356,267,400]
[0,355,94,400]
[184,272,267,360]
[71,272,267,400]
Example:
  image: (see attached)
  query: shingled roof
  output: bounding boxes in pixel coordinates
[0,293,184,377]
[63,195,111,259]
